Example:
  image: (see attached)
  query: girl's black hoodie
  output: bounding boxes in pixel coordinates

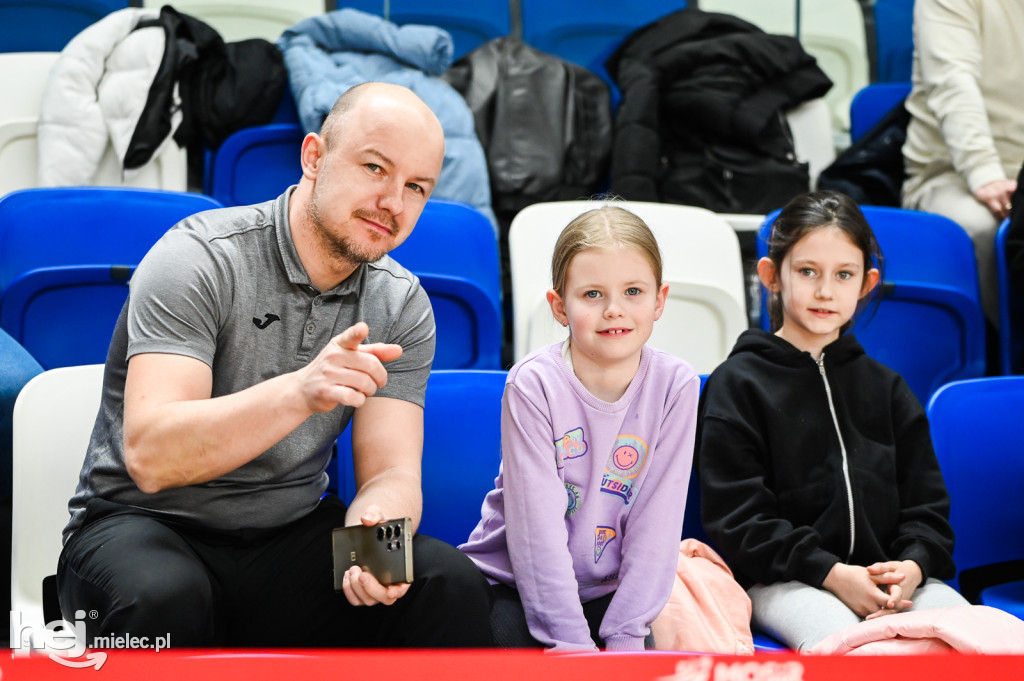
[696,329,956,589]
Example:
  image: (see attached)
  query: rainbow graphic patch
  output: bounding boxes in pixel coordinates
[599,435,648,504]
[555,427,588,469]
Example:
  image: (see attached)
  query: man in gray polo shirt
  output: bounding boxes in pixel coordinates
[56,82,493,647]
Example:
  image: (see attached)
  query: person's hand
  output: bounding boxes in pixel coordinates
[341,565,410,607]
[822,562,893,618]
[864,560,921,620]
[297,322,403,413]
[341,505,411,607]
[974,179,1018,220]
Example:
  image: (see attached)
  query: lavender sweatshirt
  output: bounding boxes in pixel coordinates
[460,343,699,651]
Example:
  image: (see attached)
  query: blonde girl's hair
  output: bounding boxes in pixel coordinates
[550,206,663,296]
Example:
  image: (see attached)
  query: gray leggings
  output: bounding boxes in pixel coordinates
[749,578,969,651]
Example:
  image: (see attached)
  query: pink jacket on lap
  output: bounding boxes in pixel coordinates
[809,605,1024,655]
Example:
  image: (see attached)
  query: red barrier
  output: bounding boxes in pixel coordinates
[3,649,1023,681]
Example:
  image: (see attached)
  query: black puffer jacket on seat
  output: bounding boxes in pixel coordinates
[606,8,832,213]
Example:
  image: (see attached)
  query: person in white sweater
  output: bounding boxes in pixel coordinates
[902,0,1024,326]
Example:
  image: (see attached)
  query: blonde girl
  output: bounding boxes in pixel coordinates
[461,205,700,650]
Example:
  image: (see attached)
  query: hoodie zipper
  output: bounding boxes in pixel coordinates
[817,353,856,560]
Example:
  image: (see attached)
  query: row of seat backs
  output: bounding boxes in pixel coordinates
[0,188,222,370]
[3,2,884,137]
[148,1,510,57]
[0,1,330,52]
[0,0,668,61]
[4,1,904,84]
[0,7,863,207]
[0,188,502,372]
[0,190,750,382]
[4,182,998,416]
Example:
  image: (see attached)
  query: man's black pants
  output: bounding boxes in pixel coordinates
[57,495,493,648]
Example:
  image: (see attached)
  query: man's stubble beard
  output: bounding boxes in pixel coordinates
[306,191,398,266]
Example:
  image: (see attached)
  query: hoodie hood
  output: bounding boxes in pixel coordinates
[728,329,867,368]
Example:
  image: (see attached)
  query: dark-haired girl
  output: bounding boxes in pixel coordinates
[697,191,968,651]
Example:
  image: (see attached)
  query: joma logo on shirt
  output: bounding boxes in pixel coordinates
[253,313,281,329]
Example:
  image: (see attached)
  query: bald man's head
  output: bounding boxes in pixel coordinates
[320,82,444,156]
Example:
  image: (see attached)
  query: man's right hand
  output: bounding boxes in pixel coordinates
[298,322,403,413]
[124,322,402,492]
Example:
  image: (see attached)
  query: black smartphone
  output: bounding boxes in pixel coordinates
[331,518,414,589]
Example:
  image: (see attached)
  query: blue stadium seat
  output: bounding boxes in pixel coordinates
[927,377,1024,620]
[520,0,687,101]
[849,81,911,143]
[0,1,126,52]
[1,265,135,370]
[0,187,223,368]
[207,123,304,208]
[334,369,506,546]
[759,206,986,405]
[338,1,512,59]
[995,218,1023,375]
[390,199,502,371]
[872,0,915,83]
[202,87,300,197]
